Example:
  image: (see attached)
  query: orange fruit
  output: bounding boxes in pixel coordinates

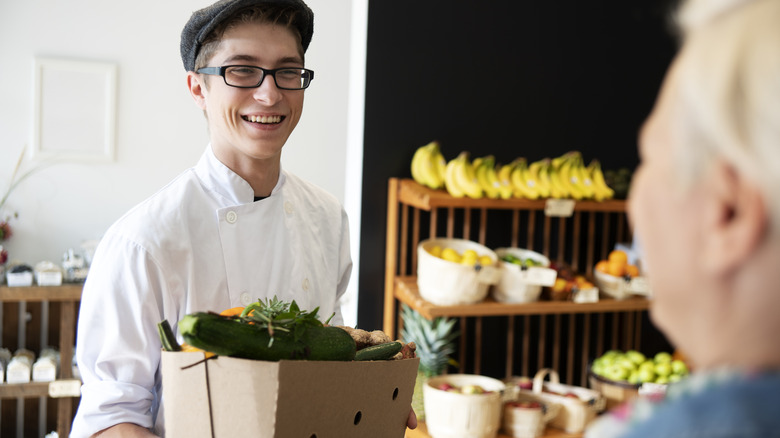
[608,250,628,265]
[625,264,640,278]
[220,306,245,316]
[595,260,609,274]
[606,259,625,277]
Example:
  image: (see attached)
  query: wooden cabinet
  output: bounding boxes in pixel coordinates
[383,178,657,438]
[0,284,81,438]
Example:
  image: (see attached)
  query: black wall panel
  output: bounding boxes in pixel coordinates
[358,1,678,330]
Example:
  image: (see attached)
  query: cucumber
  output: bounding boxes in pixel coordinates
[178,312,356,361]
[158,319,181,352]
[355,341,403,361]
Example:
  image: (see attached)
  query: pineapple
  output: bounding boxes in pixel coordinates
[400,304,459,421]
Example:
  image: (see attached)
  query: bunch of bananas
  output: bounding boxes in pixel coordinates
[410,141,447,190]
[410,142,616,201]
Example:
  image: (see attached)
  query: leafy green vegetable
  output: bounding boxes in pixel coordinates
[238,296,334,348]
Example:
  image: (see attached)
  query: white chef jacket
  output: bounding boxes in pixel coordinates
[71,146,352,437]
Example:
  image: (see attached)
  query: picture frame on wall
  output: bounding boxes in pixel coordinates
[32,57,117,162]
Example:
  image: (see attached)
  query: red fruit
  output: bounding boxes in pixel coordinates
[437,383,455,392]
[515,377,533,390]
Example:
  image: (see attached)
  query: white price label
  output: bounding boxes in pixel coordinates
[544,199,576,217]
[517,267,558,286]
[629,277,651,296]
[49,379,82,398]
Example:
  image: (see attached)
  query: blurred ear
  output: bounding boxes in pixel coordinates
[187,72,208,110]
[700,158,767,274]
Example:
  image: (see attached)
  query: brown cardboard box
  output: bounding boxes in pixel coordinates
[162,351,419,437]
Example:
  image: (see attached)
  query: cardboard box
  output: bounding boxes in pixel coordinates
[162,351,419,437]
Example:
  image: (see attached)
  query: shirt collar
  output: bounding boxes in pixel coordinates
[194,145,286,205]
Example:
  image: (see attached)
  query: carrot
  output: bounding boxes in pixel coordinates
[220,306,245,316]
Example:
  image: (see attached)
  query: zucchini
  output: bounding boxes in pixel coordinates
[158,319,181,351]
[355,341,403,361]
[178,312,356,361]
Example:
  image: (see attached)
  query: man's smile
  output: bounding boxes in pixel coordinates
[242,114,284,124]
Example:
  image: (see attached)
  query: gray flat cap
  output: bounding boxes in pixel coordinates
[180,0,314,72]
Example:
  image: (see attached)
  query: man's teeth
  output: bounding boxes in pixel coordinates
[245,115,282,124]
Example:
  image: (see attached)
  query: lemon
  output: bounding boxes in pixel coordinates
[461,249,478,266]
[479,255,493,266]
[441,248,461,263]
[428,245,442,258]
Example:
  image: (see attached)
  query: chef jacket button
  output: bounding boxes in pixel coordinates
[240,292,252,306]
[226,211,238,224]
[302,277,310,291]
[284,202,294,214]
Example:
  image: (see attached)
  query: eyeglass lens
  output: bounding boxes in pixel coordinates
[225,66,310,89]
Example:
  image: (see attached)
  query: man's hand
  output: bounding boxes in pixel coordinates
[407,409,418,429]
[92,423,158,437]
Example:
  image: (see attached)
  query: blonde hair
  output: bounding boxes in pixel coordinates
[671,0,780,231]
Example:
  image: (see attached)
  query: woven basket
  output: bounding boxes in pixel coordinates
[508,369,606,434]
[501,393,561,438]
[417,238,500,306]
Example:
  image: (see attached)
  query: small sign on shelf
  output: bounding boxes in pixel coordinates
[544,199,576,217]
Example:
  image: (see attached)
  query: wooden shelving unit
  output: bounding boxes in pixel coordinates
[0,283,82,437]
[385,178,653,438]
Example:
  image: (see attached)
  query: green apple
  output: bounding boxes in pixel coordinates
[655,361,672,377]
[460,384,484,394]
[638,367,656,383]
[668,373,683,383]
[655,375,670,385]
[617,357,637,372]
[639,360,656,373]
[654,352,673,364]
[628,370,641,385]
[671,359,689,375]
[605,363,630,381]
[626,350,646,365]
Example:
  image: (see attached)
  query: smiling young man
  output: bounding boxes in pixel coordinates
[71,1,356,436]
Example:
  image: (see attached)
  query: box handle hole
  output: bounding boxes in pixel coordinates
[392,387,399,400]
[354,411,362,425]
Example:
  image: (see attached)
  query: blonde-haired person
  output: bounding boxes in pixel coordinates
[585,0,780,437]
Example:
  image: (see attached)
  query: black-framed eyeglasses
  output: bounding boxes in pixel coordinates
[196,65,314,90]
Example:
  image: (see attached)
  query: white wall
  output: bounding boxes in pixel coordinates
[0,0,364,325]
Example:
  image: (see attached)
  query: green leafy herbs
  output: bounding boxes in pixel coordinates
[238,296,334,348]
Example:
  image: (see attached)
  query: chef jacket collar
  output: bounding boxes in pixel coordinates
[195,144,286,205]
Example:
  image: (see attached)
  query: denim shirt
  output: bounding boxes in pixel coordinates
[585,370,780,438]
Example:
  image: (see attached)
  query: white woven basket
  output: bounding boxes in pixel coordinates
[417,238,499,306]
[501,393,561,438]
[492,248,551,303]
[424,374,508,438]
[508,369,606,434]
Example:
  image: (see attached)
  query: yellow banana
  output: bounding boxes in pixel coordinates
[547,163,570,199]
[496,162,515,200]
[417,141,446,190]
[558,155,585,200]
[536,159,555,199]
[510,159,541,199]
[475,156,501,199]
[444,156,466,198]
[573,155,595,199]
[453,152,483,199]
[587,159,615,201]
[527,159,551,198]
[410,143,430,186]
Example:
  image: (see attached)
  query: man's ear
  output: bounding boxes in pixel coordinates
[700,158,768,275]
[187,71,208,110]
